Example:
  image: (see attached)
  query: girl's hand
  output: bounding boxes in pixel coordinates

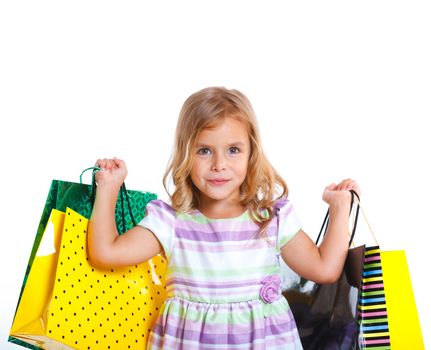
[322,178,361,206]
[94,157,127,189]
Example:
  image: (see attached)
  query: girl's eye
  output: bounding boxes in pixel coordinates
[197,148,211,155]
[228,147,240,154]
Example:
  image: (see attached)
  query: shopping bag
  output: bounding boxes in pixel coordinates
[9,170,165,349]
[10,207,167,349]
[380,250,424,349]
[283,193,425,350]
[282,191,366,349]
[9,209,65,349]
[283,246,365,349]
[357,208,424,350]
[14,208,165,349]
[357,246,391,349]
[23,172,157,275]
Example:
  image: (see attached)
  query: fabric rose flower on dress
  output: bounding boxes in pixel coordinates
[259,275,282,303]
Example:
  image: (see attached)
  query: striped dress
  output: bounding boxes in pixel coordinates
[138,199,304,350]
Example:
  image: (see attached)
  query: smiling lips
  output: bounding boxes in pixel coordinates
[208,179,230,186]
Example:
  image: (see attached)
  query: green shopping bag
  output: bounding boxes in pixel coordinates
[9,168,158,350]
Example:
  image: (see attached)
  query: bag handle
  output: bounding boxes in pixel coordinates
[356,200,380,247]
[119,183,137,230]
[315,190,360,247]
[80,166,136,234]
[79,166,100,205]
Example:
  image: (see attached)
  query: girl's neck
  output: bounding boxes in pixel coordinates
[198,200,246,220]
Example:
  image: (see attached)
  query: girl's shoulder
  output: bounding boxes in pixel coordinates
[273,197,293,211]
[272,197,300,222]
[147,200,221,223]
[146,199,176,217]
[255,198,293,220]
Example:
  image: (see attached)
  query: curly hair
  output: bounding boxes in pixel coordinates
[163,86,288,234]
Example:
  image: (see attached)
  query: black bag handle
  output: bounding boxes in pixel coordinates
[80,166,136,233]
[315,190,360,247]
[119,182,137,231]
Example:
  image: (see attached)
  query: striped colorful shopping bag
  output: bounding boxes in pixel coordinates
[357,207,424,350]
[357,246,391,349]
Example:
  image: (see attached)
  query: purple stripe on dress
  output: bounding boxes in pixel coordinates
[153,306,260,334]
[175,218,265,233]
[175,227,276,242]
[152,319,296,345]
[151,319,264,343]
[166,277,262,288]
[176,238,273,252]
[151,298,297,345]
[167,286,259,299]
[149,329,300,349]
[166,285,259,303]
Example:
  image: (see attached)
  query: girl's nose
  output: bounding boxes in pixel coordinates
[211,153,226,172]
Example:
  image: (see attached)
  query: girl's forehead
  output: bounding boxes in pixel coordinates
[201,116,248,132]
[199,118,247,135]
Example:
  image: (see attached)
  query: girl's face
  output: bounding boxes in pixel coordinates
[191,117,250,210]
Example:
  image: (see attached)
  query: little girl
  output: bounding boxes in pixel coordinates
[89,86,360,349]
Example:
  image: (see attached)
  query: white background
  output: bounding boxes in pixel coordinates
[1,1,429,349]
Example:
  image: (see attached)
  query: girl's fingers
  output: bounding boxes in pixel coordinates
[333,179,360,194]
[113,157,126,169]
[338,178,352,188]
[351,184,361,196]
[325,183,337,191]
[95,158,121,170]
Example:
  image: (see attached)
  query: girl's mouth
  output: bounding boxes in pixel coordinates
[208,179,229,186]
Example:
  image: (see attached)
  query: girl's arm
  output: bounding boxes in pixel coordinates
[88,158,163,268]
[280,179,359,284]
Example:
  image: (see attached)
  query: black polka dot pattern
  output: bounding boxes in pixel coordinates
[46,208,167,349]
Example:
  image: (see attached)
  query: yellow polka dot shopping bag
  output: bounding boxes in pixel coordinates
[9,168,167,350]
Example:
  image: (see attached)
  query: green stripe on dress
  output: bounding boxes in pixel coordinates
[169,265,276,278]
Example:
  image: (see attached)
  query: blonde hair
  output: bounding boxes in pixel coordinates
[163,86,288,234]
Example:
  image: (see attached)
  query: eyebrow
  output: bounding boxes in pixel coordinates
[195,142,246,148]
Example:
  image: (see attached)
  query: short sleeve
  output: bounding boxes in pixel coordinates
[138,199,176,258]
[275,199,303,251]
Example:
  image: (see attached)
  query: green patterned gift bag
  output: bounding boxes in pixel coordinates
[9,167,160,350]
